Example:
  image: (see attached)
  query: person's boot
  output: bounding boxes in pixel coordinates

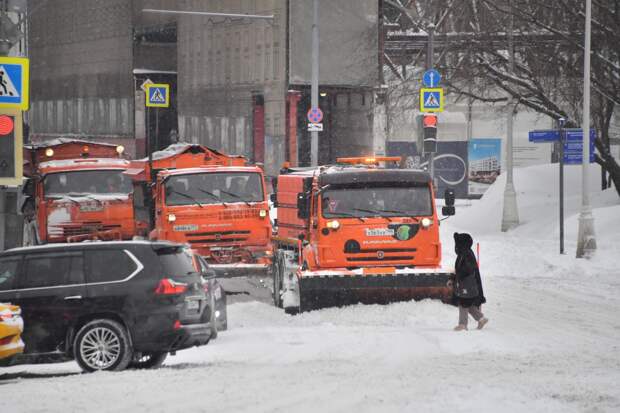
[453,324,467,331]
[477,318,489,330]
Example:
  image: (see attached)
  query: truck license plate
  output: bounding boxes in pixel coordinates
[174,224,199,232]
[366,228,394,237]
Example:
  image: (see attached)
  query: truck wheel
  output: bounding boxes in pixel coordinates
[273,252,283,308]
[73,319,133,372]
[129,352,167,369]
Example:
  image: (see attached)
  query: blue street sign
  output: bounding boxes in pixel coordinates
[145,83,170,108]
[528,129,560,142]
[422,69,441,88]
[0,56,29,110]
[563,130,595,164]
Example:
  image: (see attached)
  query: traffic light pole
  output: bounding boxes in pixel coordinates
[310,0,319,166]
[426,23,435,185]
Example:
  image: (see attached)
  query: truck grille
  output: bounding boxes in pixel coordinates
[62,223,122,237]
[185,230,250,245]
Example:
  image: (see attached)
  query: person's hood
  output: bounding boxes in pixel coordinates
[454,232,473,253]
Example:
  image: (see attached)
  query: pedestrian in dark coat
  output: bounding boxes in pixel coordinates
[450,232,488,331]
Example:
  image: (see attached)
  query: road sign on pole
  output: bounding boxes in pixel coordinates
[307,123,323,132]
[422,69,441,88]
[0,56,29,110]
[307,107,323,124]
[420,88,443,112]
[145,83,170,108]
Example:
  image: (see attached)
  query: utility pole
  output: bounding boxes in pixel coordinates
[310,0,319,166]
[426,22,435,183]
[576,0,597,258]
[501,0,519,232]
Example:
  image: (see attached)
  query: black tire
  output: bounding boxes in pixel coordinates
[273,251,283,308]
[73,319,133,372]
[128,352,167,369]
[209,294,218,339]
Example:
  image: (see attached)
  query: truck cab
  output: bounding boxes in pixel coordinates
[21,139,134,244]
[129,144,272,277]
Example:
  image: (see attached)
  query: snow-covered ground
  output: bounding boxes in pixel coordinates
[2,164,620,413]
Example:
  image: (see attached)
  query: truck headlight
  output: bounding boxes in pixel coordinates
[421,218,432,228]
[326,220,340,229]
[168,214,176,222]
[116,145,125,155]
[45,148,54,157]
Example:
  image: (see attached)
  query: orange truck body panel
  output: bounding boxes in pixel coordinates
[128,144,272,276]
[23,139,135,244]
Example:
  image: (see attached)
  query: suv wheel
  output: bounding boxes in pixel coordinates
[73,319,132,372]
[129,352,167,369]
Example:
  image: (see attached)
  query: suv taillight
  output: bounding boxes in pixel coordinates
[155,278,188,295]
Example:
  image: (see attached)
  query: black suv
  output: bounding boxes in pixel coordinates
[0,241,212,372]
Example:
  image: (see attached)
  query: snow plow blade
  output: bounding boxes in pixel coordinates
[296,270,453,311]
[209,263,270,278]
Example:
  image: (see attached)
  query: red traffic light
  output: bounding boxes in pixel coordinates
[423,114,437,128]
[0,115,14,136]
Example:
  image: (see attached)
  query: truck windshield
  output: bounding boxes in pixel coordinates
[44,170,132,196]
[165,172,264,206]
[321,185,432,218]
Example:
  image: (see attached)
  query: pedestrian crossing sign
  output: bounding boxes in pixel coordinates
[420,87,443,112]
[145,83,170,108]
[0,56,29,111]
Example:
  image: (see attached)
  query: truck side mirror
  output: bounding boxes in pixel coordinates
[297,192,310,219]
[442,188,456,216]
[269,192,277,207]
[22,178,35,197]
[444,188,455,207]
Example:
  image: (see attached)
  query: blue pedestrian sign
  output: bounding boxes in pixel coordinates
[420,88,444,112]
[422,69,441,88]
[0,56,29,110]
[145,83,170,108]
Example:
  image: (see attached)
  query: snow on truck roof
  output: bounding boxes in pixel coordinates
[26,138,119,149]
[160,165,263,177]
[282,165,431,185]
[38,158,129,172]
[135,143,245,162]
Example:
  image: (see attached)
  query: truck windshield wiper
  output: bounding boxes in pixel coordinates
[170,190,204,208]
[330,210,365,222]
[352,207,393,222]
[197,189,228,208]
[219,189,251,206]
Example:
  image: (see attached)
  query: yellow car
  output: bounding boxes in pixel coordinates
[0,303,24,360]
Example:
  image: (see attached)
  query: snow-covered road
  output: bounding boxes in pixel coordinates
[2,268,619,413]
[2,164,619,412]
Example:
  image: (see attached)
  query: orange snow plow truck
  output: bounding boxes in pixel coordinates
[21,139,134,244]
[271,157,456,313]
[127,144,272,277]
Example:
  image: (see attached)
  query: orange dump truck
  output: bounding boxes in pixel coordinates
[21,139,134,244]
[127,144,272,277]
[271,157,456,313]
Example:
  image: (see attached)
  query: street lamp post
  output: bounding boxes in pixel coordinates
[501,0,519,232]
[576,0,597,258]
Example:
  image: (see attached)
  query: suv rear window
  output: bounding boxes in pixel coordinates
[21,253,84,288]
[85,249,136,283]
[157,247,196,276]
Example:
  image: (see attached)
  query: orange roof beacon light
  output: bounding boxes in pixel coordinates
[336,156,402,166]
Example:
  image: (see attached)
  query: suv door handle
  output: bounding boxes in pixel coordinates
[64,295,83,300]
